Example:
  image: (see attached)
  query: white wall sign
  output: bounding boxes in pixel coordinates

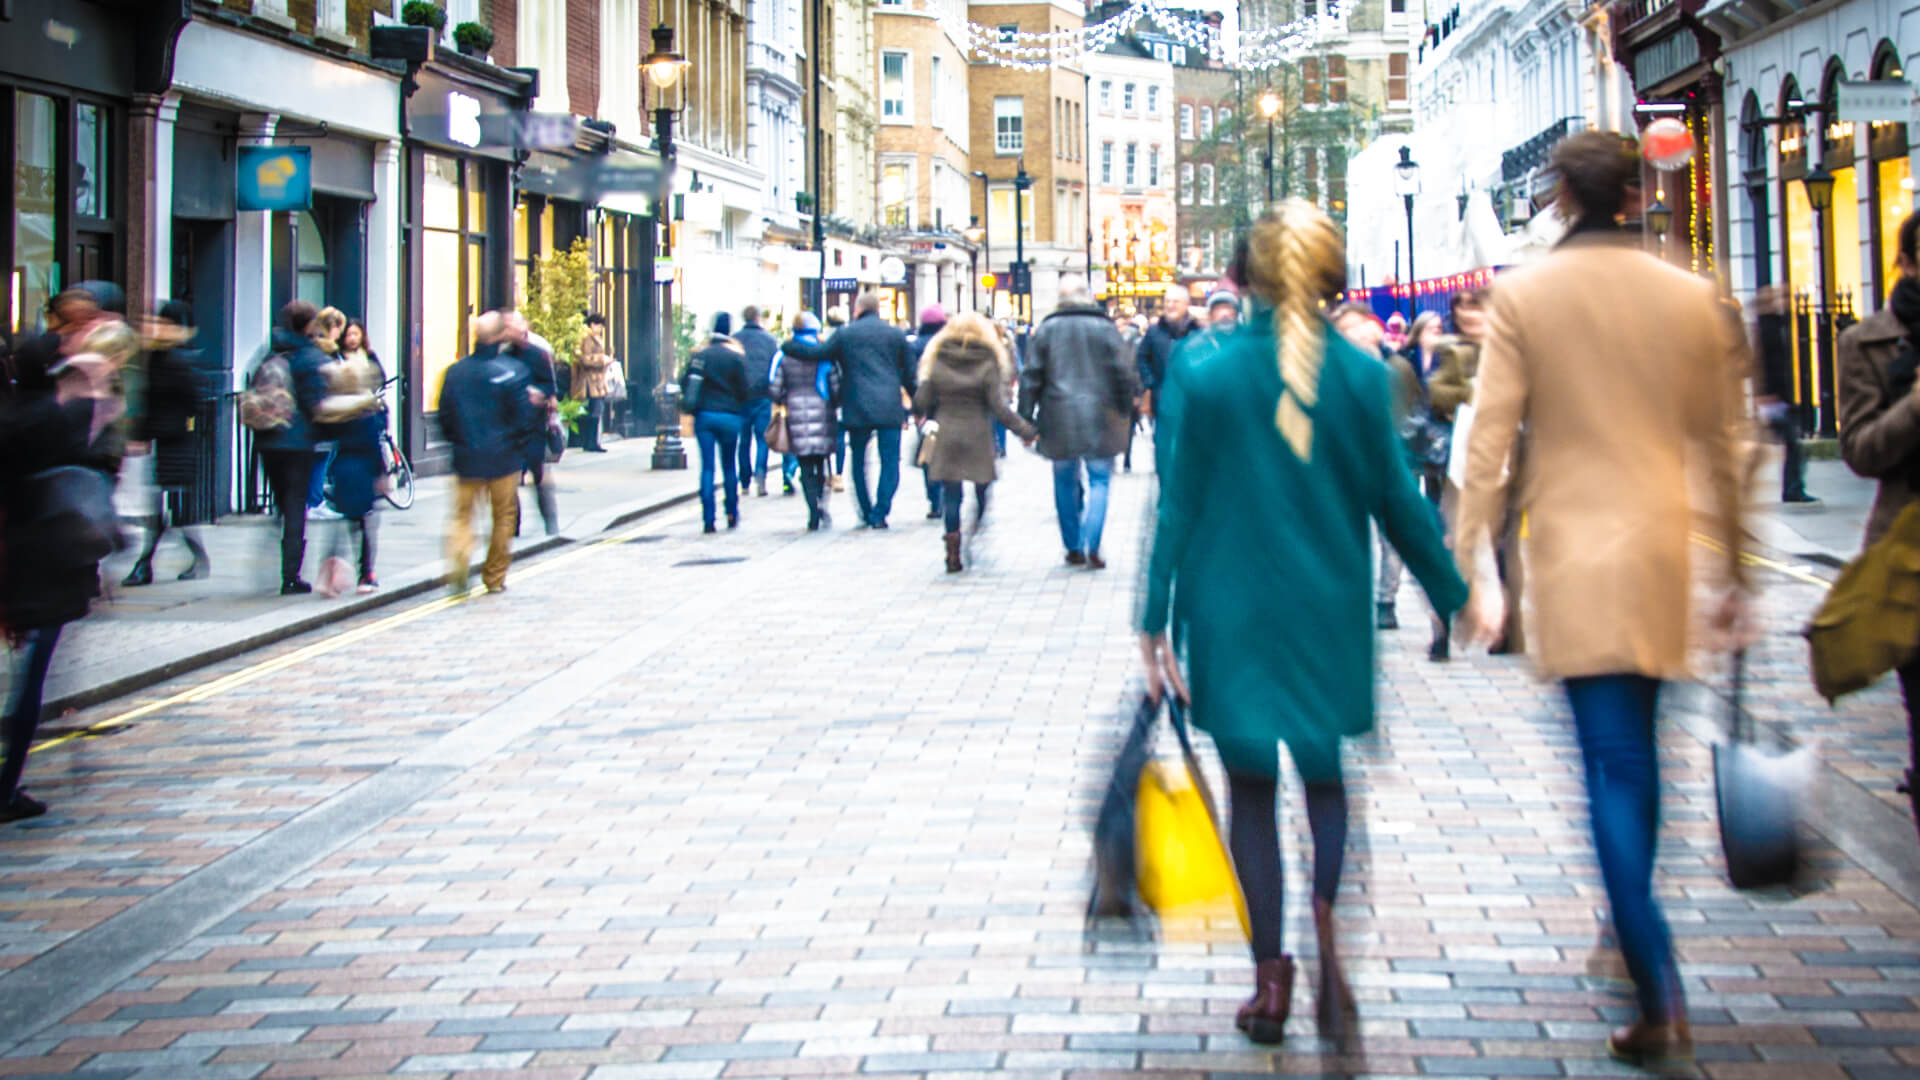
[448,92,482,148]
[1839,80,1914,124]
[879,256,907,283]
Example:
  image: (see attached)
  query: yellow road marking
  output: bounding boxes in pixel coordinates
[29,521,662,755]
[1690,531,1833,590]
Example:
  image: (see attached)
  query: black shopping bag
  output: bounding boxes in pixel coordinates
[1714,650,1814,890]
[1086,694,1158,923]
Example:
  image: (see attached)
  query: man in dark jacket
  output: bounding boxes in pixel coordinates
[439,312,535,594]
[791,291,916,528]
[1756,285,1816,504]
[734,306,780,498]
[255,300,330,594]
[1020,279,1139,569]
[1136,283,1198,421]
[909,304,949,520]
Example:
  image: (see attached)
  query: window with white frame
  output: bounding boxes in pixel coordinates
[997,23,1018,42]
[1152,42,1168,61]
[1147,85,1160,114]
[1124,143,1137,187]
[994,96,1023,154]
[1056,183,1070,245]
[882,52,909,121]
[1123,83,1136,112]
[1100,80,1113,112]
[1179,163,1193,204]
[989,184,1033,241]
[1200,107,1213,138]
[315,0,347,33]
[1100,141,1113,185]
[882,161,912,227]
[1148,145,1160,187]
[1173,46,1187,64]
[1219,106,1232,130]
[930,56,944,129]
[1199,163,1213,204]
[1203,232,1216,271]
[1179,104,1193,139]
[1218,229,1232,266]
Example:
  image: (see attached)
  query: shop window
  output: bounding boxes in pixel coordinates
[988,185,1033,242]
[420,153,489,412]
[1832,165,1862,305]
[12,93,57,335]
[295,211,328,305]
[1880,156,1910,301]
[1389,54,1408,102]
[75,104,109,221]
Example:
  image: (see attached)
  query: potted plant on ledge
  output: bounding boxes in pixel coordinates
[452,21,495,61]
[400,2,446,33]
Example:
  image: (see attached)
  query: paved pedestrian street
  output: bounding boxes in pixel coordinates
[1,451,1918,1080]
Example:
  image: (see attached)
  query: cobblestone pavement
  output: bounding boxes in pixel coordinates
[2,448,1918,1079]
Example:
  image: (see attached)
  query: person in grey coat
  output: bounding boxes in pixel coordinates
[770,313,841,531]
[1018,278,1140,569]
[785,291,916,528]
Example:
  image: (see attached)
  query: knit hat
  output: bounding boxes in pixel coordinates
[1206,288,1238,312]
[918,303,948,328]
[711,311,733,337]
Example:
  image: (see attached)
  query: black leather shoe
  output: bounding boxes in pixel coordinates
[121,560,154,587]
[281,580,313,596]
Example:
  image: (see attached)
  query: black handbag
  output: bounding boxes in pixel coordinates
[1087,694,1158,923]
[1401,403,1452,468]
[24,465,123,568]
[1713,650,1813,890]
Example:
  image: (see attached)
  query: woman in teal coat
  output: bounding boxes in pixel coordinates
[1139,201,1468,1047]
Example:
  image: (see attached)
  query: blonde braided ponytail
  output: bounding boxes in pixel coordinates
[1240,199,1345,462]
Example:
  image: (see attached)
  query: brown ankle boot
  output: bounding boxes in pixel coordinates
[1607,1008,1691,1066]
[1314,898,1358,1050]
[943,531,963,573]
[1235,955,1295,1045]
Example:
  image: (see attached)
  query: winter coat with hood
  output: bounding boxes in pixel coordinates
[793,310,916,428]
[1,374,118,631]
[912,318,1036,485]
[770,334,841,457]
[252,326,329,454]
[1018,300,1140,461]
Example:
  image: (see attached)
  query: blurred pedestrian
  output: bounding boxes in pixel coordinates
[1758,285,1816,504]
[908,304,950,521]
[255,300,329,595]
[1117,314,1144,473]
[304,307,347,520]
[992,320,1022,459]
[914,312,1036,572]
[734,306,779,495]
[1136,283,1199,421]
[1427,287,1510,658]
[1204,287,1240,332]
[122,300,211,586]
[803,292,916,530]
[1333,302,1422,630]
[313,319,387,595]
[1139,201,1467,1048]
[575,313,612,453]
[1020,277,1137,569]
[1403,310,1447,386]
[503,311,561,535]
[684,312,752,533]
[438,313,536,594]
[1454,131,1750,1068]
[771,312,840,531]
[1384,311,1409,353]
[0,320,134,822]
[1838,208,1920,840]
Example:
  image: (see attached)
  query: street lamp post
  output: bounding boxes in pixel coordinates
[1013,159,1032,326]
[809,0,826,317]
[1258,90,1281,206]
[643,23,690,471]
[1392,145,1421,320]
[971,169,990,314]
[964,218,985,312]
[1803,159,1838,436]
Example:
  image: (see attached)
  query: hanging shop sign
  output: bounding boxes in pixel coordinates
[236,145,312,211]
[879,256,908,283]
[1838,80,1917,124]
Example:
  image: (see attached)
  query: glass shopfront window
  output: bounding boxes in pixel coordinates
[1831,165,1861,306]
[12,92,57,335]
[75,103,107,220]
[1785,178,1814,303]
[420,152,487,411]
[1880,156,1912,303]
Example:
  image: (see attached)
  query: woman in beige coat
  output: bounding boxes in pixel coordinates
[1454,132,1749,1068]
[574,314,612,452]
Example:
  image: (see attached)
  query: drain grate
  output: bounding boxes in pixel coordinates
[672,556,749,567]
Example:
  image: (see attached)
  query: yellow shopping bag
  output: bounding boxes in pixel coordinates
[1134,705,1250,942]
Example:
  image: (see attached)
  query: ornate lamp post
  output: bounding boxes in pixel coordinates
[1392,145,1421,320]
[1012,159,1032,327]
[1258,90,1282,206]
[963,218,986,312]
[643,23,690,470]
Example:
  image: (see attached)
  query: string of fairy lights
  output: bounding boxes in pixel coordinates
[943,0,1355,73]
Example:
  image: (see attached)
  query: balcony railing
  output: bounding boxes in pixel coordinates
[1501,116,1585,182]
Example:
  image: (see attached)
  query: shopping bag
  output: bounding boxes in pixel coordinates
[766,406,794,456]
[1714,650,1814,890]
[1445,401,1475,489]
[1805,502,1920,702]
[1134,698,1250,940]
[1087,695,1157,923]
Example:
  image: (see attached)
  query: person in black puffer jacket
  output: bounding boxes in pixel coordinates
[681,313,752,533]
[734,306,780,498]
[254,301,330,594]
[123,300,211,586]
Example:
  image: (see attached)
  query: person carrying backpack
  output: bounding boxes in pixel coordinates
[245,300,329,594]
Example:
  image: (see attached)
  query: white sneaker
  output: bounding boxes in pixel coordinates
[307,504,343,521]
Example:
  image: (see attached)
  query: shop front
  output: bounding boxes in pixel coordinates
[1613,4,1726,277]
[403,58,533,474]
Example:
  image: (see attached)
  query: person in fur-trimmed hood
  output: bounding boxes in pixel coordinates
[912,312,1035,573]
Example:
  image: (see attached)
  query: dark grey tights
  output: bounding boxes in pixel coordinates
[1227,771,1349,963]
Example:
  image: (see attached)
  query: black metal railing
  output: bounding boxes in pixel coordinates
[1791,289,1857,438]
[1501,117,1585,182]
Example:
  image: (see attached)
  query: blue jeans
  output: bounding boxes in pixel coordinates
[1566,675,1681,1021]
[846,425,902,526]
[1051,456,1114,556]
[782,453,799,489]
[1,625,62,804]
[739,399,772,486]
[307,443,336,508]
[694,411,744,527]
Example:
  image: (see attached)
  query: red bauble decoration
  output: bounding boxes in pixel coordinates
[1643,117,1694,170]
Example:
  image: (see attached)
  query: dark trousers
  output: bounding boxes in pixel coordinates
[1225,763,1349,964]
[694,410,744,527]
[846,425,902,526]
[924,462,943,514]
[1892,665,1920,841]
[798,454,828,527]
[582,397,606,452]
[739,399,772,485]
[1770,411,1810,500]
[306,445,332,508]
[0,625,63,806]
[940,480,990,533]
[263,449,315,585]
[1566,674,1679,1021]
[132,488,207,569]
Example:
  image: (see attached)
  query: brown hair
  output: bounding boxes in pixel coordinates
[278,299,319,337]
[1550,130,1641,223]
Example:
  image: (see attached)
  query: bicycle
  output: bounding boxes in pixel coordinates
[377,376,415,510]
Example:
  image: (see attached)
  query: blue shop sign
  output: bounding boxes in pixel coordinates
[236,146,312,211]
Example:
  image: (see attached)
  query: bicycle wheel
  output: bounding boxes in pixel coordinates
[381,437,416,510]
